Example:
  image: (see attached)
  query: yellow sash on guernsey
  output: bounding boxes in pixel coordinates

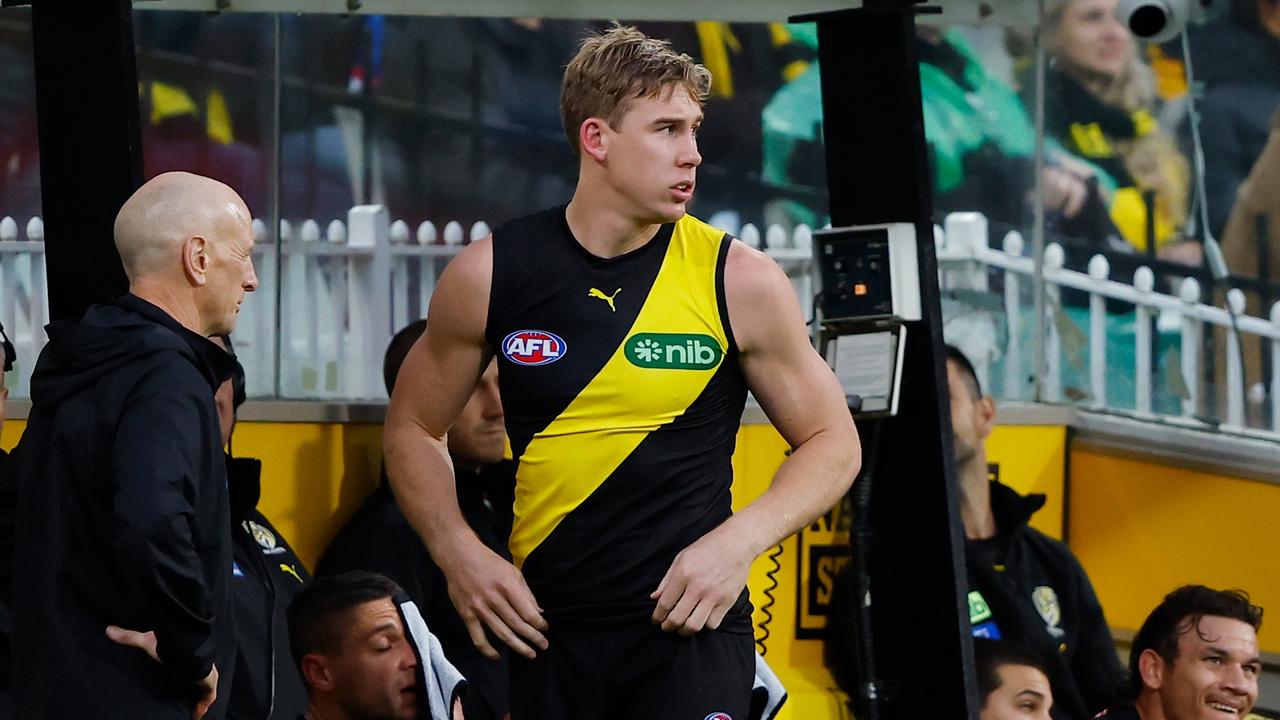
[508,216,730,567]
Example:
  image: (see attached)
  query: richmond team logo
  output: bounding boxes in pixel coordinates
[704,713,733,720]
[502,330,566,366]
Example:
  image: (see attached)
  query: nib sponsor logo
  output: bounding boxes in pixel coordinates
[625,333,722,370]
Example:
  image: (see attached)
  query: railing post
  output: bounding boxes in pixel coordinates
[1179,277,1202,418]
[942,212,988,288]
[793,224,814,325]
[1134,266,1154,416]
[1003,231,1024,400]
[1088,254,1109,408]
[1225,288,1247,428]
[1044,243,1064,403]
[297,220,325,396]
[390,220,411,334]
[245,218,274,398]
[346,205,392,399]
[417,221,437,319]
[323,220,348,397]
[2,218,22,391]
[942,212,994,393]
[26,217,48,364]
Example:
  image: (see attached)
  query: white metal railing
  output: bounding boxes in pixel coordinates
[936,211,1279,441]
[2,207,1277,443]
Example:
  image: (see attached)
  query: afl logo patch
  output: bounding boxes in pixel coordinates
[502,330,566,366]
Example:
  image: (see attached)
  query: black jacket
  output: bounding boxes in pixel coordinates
[317,463,515,720]
[967,481,1125,720]
[0,294,237,719]
[227,456,310,720]
[1191,17,1280,237]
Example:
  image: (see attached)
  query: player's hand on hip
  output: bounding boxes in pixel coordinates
[650,528,752,636]
[444,542,548,660]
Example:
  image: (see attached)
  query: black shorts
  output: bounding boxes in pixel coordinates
[509,596,754,720]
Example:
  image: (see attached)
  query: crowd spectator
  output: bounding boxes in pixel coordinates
[1041,0,1196,263]
[1191,0,1280,239]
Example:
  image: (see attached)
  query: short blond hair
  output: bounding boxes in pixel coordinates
[560,25,711,156]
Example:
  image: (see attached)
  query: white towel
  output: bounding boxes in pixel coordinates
[751,652,788,720]
[397,597,468,720]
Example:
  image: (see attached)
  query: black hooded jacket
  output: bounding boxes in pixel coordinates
[226,456,310,720]
[967,481,1125,720]
[1191,17,1280,237]
[0,294,237,719]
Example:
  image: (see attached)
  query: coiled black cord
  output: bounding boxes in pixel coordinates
[755,542,784,656]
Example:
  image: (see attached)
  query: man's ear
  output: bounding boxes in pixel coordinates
[182,235,210,286]
[301,653,335,692]
[1138,648,1165,691]
[976,395,997,440]
[580,117,608,163]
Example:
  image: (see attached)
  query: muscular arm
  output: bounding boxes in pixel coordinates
[652,240,860,634]
[384,237,547,659]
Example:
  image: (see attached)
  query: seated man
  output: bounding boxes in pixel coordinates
[213,336,311,719]
[318,320,511,720]
[946,345,1125,719]
[1094,585,1268,720]
[975,638,1055,720]
[288,571,464,720]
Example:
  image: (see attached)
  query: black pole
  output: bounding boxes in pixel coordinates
[7,0,140,322]
[793,3,979,718]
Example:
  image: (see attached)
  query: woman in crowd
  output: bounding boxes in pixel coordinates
[1042,0,1199,264]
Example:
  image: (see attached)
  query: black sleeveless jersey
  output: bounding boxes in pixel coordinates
[485,206,748,617]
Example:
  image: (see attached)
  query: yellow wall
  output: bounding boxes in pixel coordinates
[9,412,1277,708]
[986,425,1068,539]
[1068,448,1280,654]
[231,422,383,569]
[1,418,384,571]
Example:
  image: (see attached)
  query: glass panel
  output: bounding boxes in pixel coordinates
[0,8,41,399]
[273,16,825,399]
[133,11,279,398]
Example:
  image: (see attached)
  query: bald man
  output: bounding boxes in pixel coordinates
[1,172,258,719]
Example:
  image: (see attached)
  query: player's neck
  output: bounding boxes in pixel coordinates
[958,452,996,540]
[129,281,204,336]
[1134,692,1164,720]
[565,190,661,259]
[303,700,342,720]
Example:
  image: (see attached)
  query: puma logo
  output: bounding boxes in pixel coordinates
[588,287,621,312]
[280,563,304,584]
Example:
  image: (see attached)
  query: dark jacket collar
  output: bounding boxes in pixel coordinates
[989,479,1047,539]
[114,293,236,391]
[227,455,263,523]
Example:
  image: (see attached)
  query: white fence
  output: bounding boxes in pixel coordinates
[1,207,1277,443]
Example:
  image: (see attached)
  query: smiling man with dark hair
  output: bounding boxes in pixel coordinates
[1094,585,1267,720]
